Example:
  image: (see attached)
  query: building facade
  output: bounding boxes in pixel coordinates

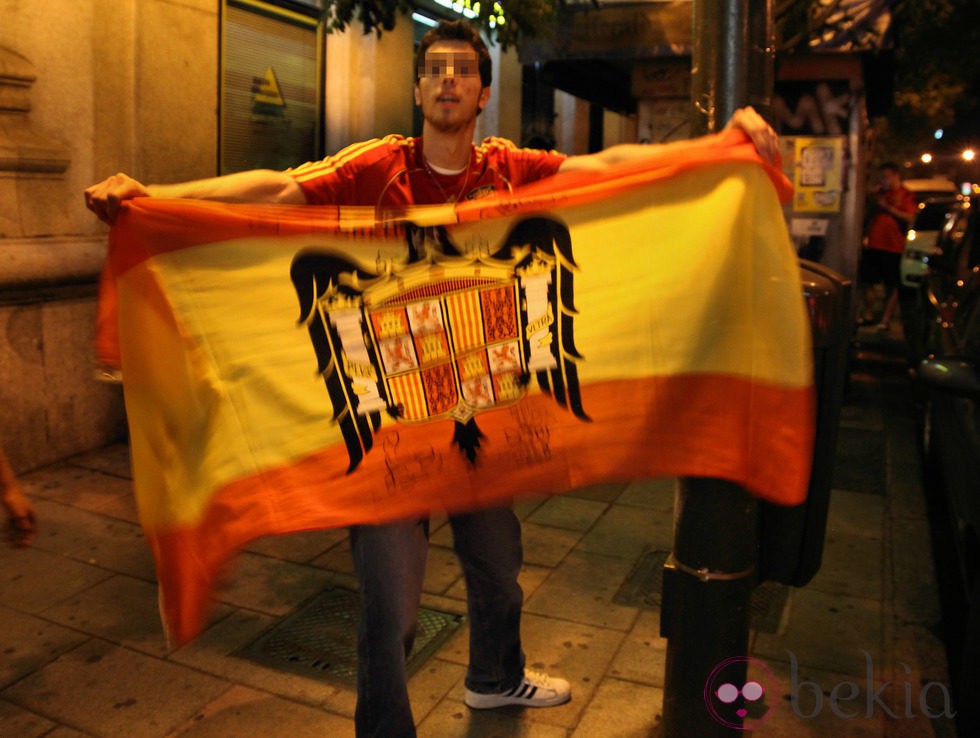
[1,0,887,473]
[0,0,639,473]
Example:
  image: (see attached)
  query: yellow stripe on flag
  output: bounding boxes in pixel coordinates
[446,289,484,351]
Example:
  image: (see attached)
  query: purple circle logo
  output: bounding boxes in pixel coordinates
[704,656,780,729]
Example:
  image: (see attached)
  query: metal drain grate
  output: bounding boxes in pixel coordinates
[237,587,464,684]
[749,581,792,634]
[614,549,670,610]
[613,550,792,634]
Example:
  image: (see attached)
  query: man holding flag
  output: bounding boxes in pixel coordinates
[86,18,780,738]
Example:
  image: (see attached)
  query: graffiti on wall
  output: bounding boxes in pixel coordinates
[773,80,852,136]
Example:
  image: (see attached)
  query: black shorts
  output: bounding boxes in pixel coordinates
[860,248,901,290]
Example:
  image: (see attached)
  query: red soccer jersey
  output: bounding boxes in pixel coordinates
[286,135,566,212]
[865,184,917,254]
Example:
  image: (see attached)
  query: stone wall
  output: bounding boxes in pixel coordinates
[0,0,220,473]
[0,23,112,472]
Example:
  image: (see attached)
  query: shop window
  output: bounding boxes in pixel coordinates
[220,0,323,173]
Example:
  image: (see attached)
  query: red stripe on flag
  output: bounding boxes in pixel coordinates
[146,372,813,645]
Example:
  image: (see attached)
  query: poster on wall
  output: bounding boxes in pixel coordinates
[792,137,844,213]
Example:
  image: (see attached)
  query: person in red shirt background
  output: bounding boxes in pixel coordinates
[857,162,918,330]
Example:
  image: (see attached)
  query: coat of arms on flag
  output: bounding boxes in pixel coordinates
[290,216,590,470]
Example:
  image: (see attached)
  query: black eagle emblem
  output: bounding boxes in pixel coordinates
[290,216,589,472]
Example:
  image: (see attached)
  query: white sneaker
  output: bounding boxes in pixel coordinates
[464,669,571,709]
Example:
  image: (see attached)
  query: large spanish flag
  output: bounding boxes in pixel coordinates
[96,130,812,645]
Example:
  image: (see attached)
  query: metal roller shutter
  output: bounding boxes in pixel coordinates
[221,0,322,173]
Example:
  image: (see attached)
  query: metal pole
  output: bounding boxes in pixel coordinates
[659,2,774,736]
[690,0,746,135]
[691,0,774,134]
[660,479,758,736]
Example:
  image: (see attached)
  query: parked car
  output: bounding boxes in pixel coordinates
[900,194,961,288]
[899,193,962,364]
[915,194,980,735]
[904,176,960,200]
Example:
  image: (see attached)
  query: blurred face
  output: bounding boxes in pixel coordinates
[878,167,901,191]
[415,41,490,133]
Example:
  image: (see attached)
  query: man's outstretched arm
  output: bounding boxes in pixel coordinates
[84,169,307,224]
[558,106,779,174]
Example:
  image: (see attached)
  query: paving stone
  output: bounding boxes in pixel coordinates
[526,496,609,532]
[889,515,944,625]
[166,684,352,737]
[607,609,667,687]
[3,639,230,737]
[752,588,883,679]
[66,443,132,479]
[422,543,464,596]
[41,725,93,737]
[516,562,554,602]
[39,575,168,656]
[825,488,886,539]
[832,425,887,495]
[416,697,569,738]
[24,498,156,580]
[520,521,582,568]
[808,530,884,600]
[569,677,663,738]
[0,546,113,614]
[0,607,89,688]
[742,658,891,737]
[90,489,141,525]
[308,536,355,575]
[243,528,347,563]
[19,464,133,517]
[0,700,60,738]
[523,612,626,691]
[512,496,551,520]
[616,477,677,510]
[521,614,628,730]
[575,503,673,559]
[524,551,639,631]
[563,481,628,503]
[212,551,333,617]
[408,657,467,726]
[440,557,553,604]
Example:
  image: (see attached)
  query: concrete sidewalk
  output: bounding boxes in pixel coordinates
[0,327,961,737]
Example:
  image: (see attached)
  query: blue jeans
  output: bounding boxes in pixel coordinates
[349,506,526,738]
